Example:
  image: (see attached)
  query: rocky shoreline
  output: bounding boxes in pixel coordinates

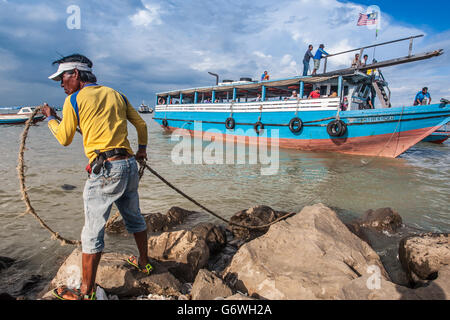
[1,204,449,300]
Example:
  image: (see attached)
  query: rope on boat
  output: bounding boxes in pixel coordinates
[17,106,296,246]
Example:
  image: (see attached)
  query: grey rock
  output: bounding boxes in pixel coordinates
[399,233,450,283]
[191,269,233,300]
[191,223,227,254]
[228,205,290,241]
[148,230,210,282]
[40,249,183,299]
[106,206,197,235]
[223,204,389,299]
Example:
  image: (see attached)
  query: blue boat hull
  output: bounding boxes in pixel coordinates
[153,103,450,157]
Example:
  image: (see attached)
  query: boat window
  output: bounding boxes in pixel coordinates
[344,86,349,96]
[320,85,327,96]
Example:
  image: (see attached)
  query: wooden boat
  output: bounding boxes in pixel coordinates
[153,35,450,158]
[0,107,44,124]
[422,123,449,144]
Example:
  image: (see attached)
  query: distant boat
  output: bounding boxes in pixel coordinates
[0,107,44,124]
[138,102,153,114]
[422,123,449,144]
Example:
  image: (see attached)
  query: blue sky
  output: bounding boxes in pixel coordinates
[340,0,450,32]
[0,0,449,108]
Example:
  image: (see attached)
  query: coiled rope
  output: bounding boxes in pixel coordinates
[17,106,295,246]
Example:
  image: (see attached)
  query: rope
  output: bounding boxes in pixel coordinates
[17,106,296,246]
[17,106,81,246]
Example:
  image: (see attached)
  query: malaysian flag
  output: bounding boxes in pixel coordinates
[357,12,378,26]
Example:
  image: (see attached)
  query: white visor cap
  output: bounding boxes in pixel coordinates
[48,62,92,81]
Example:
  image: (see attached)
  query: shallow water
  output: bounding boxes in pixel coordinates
[0,113,449,297]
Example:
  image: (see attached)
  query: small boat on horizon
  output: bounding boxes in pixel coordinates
[152,35,450,158]
[0,107,44,125]
[138,102,153,114]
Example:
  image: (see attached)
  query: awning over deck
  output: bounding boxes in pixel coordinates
[156,74,345,97]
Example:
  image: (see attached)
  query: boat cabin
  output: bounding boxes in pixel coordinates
[155,69,392,112]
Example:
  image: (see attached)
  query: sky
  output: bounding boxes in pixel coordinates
[0,0,449,108]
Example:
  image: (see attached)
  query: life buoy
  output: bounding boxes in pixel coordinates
[225,117,235,130]
[288,117,303,133]
[327,120,347,137]
[162,119,168,127]
[158,97,166,105]
[254,121,264,135]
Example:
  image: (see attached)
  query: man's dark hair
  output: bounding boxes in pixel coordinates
[309,44,313,48]
[319,44,324,48]
[364,54,368,58]
[423,87,428,91]
[52,53,97,83]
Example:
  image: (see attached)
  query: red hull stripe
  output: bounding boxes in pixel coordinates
[161,126,441,158]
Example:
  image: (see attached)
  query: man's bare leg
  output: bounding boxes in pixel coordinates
[80,252,102,295]
[133,229,149,267]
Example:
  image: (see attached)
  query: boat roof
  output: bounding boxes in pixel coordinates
[156,48,443,97]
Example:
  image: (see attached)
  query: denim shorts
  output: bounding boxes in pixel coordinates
[81,157,147,254]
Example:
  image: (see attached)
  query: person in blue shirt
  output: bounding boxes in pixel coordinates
[414,87,431,105]
[261,70,270,81]
[303,45,314,76]
[312,44,329,75]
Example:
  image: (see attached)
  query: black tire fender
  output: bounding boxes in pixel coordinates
[225,117,235,130]
[254,121,264,135]
[288,117,303,133]
[162,119,168,127]
[327,120,347,137]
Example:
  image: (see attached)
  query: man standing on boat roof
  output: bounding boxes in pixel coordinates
[414,87,432,105]
[302,44,314,76]
[41,54,152,300]
[261,70,270,81]
[312,44,329,75]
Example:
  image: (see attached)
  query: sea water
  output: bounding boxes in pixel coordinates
[0,114,449,297]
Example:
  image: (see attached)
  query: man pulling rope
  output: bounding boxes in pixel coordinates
[42,54,152,300]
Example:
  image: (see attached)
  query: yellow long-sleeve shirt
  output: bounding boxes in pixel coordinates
[48,84,148,162]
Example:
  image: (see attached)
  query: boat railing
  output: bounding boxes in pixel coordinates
[322,34,424,73]
[155,97,340,112]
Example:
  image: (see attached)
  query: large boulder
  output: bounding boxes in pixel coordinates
[228,205,290,241]
[40,249,182,299]
[337,265,450,300]
[399,233,450,283]
[106,207,196,235]
[147,230,210,282]
[223,204,388,300]
[190,269,233,300]
[191,223,227,255]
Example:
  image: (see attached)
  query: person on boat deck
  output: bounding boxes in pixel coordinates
[261,71,270,81]
[312,44,329,75]
[341,97,349,111]
[329,91,338,97]
[361,54,369,67]
[289,90,298,99]
[351,53,361,68]
[309,87,321,99]
[255,93,262,102]
[303,44,314,76]
[41,54,152,300]
[414,87,431,106]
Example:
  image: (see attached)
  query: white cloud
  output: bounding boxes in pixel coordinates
[0,0,449,107]
[130,3,161,27]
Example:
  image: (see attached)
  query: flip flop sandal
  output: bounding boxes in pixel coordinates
[126,255,153,275]
[52,285,96,300]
